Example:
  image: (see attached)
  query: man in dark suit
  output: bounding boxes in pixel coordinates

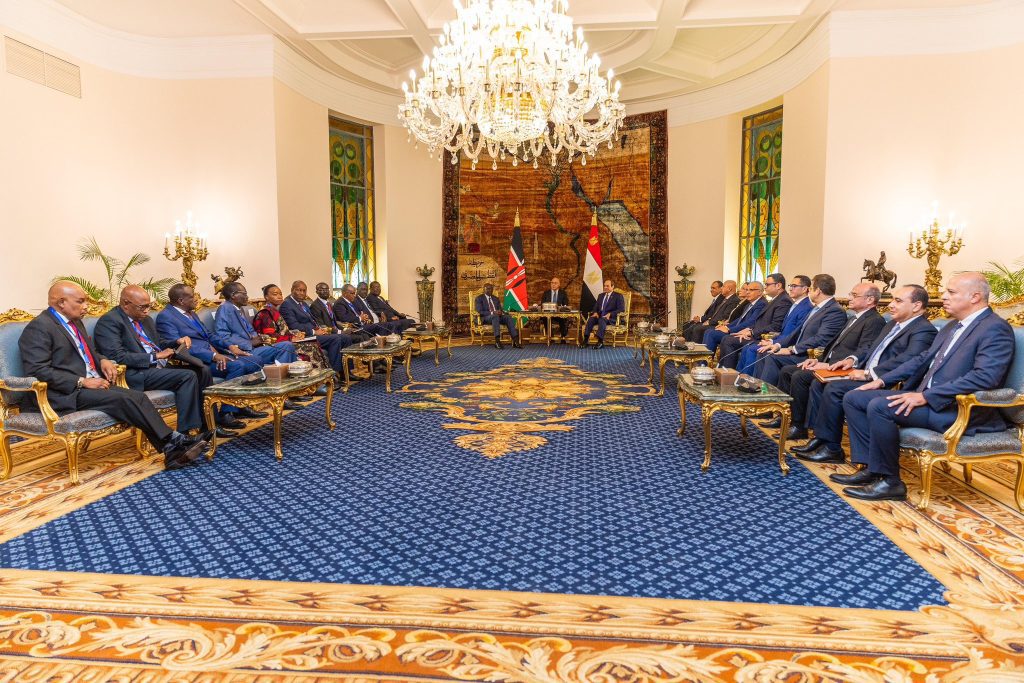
[334,284,393,336]
[93,285,223,438]
[279,281,354,375]
[754,274,849,386]
[761,281,886,439]
[21,282,209,470]
[581,279,625,349]
[794,284,937,464]
[837,273,1015,501]
[355,282,406,333]
[368,281,415,332]
[716,274,791,368]
[703,282,763,353]
[310,282,339,330]
[739,275,812,374]
[156,284,264,429]
[475,284,521,349]
[686,281,740,342]
[540,276,570,343]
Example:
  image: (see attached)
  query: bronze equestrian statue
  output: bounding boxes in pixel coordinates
[861,251,897,293]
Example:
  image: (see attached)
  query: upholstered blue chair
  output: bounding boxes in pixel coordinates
[899,325,1024,510]
[0,316,175,484]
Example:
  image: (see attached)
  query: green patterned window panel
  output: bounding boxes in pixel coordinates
[738,106,782,284]
[330,118,376,288]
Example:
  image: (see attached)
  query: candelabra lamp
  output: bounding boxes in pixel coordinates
[163,212,209,290]
[907,216,963,299]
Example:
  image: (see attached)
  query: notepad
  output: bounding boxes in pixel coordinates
[813,368,855,383]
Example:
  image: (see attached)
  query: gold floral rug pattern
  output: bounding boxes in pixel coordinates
[1,404,1024,679]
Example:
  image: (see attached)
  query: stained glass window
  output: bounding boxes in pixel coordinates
[738,106,782,283]
[330,118,376,288]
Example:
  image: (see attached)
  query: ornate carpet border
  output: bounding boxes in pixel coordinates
[2,427,1024,679]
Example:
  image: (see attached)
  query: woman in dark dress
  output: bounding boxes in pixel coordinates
[253,284,305,342]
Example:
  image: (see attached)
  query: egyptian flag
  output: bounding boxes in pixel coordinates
[580,211,603,314]
[503,210,529,311]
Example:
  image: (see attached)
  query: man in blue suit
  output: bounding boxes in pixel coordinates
[581,279,625,349]
[754,274,849,386]
[216,282,297,366]
[794,284,937,464]
[279,280,353,374]
[737,275,811,374]
[156,283,265,428]
[837,273,1015,501]
[716,274,793,369]
[703,281,764,354]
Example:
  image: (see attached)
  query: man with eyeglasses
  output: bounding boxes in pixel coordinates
[738,275,812,374]
[716,273,792,369]
[95,285,214,438]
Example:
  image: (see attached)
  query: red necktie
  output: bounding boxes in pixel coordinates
[71,323,97,373]
[488,297,495,313]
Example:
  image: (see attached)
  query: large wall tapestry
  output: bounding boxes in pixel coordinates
[738,106,783,283]
[442,111,667,330]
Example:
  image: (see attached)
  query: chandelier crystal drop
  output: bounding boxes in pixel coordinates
[398,0,625,169]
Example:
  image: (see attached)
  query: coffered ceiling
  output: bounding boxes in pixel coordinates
[48,0,999,105]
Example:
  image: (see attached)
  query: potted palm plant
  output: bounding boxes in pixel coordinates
[53,237,177,307]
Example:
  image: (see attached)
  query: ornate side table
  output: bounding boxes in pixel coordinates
[648,344,716,396]
[340,340,414,392]
[676,374,793,474]
[632,328,661,364]
[202,368,336,462]
[403,326,453,365]
[511,310,581,345]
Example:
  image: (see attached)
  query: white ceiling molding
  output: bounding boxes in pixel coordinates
[272,37,400,125]
[829,0,1024,58]
[0,0,272,79]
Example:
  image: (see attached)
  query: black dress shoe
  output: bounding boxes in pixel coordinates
[830,468,874,485]
[163,435,207,468]
[844,477,907,501]
[794,446,846,464]
[760,417,782,429]
[513,340,523,349]
[751,412,773,420]
[579,342,589,349]
[560,338,567,344]
[235,407,268,420]
[785,426,809,440]
[215,426,239,439]
[494,340,504,350]
[595,341,605,349]
[219,416,246,430]
[791,437,826,454]
[283,399,303,411]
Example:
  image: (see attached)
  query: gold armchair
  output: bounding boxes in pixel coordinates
[899,389,1024,511]
[605,289,632,347]
[467,288,513,346]
[0,364,140,485]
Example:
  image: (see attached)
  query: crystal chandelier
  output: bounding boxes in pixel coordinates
[398,0,625,170]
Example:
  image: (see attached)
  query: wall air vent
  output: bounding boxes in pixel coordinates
[4,37,81,98]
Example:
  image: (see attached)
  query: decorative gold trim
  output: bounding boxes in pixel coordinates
[0,308,34,324]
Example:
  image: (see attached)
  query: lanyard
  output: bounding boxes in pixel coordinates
[49,308,97,373]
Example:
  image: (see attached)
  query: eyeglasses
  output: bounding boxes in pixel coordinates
[787,284,806,289]
[129,302,153,311]
[848,293,867,299]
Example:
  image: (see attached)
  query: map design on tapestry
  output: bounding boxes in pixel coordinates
[444,112,667,325]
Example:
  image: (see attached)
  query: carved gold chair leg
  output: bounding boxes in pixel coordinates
[134,428,148,458]
[916,452,940,510]
[962,462,973,484]
[63,433,86,485]
[0,434,12,480]
[1014,461,1024,512]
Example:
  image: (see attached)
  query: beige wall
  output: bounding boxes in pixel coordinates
[274,81,331,292]
[779,64,829,279]
[375,125,444,321]
[822,43,1024,293]
[0,30,281,312]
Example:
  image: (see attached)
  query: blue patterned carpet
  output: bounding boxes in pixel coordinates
[0,344,947,610]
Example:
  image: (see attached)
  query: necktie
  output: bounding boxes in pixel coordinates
[325,302,335,321]
[600,294,608,314]
[70,323,98,375]
[488,297,495,313]
[917,322,963,390]
[132,320,165,366]
[189,313,209,340]
[362,298,379,323]
[865,323,902,373]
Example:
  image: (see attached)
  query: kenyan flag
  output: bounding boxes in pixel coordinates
[503,210,529,311]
